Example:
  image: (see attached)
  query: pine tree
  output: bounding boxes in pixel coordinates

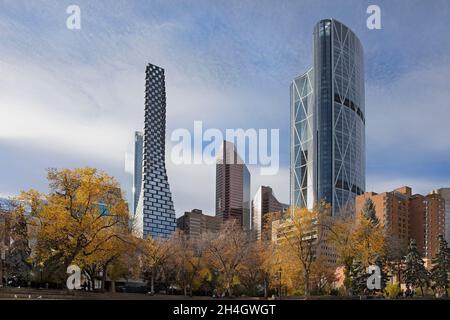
[350,260,367,296]
[404,239,429,296]
[5,206,32,286]
[430,235,450,297]
[374,256,390,292]
[361,198,379,225]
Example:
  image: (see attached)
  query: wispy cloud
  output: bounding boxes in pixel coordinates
[1,0,449,215]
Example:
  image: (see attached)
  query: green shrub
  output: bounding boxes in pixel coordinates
[384,283,400,299]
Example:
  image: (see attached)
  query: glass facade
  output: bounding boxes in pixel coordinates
[137,63,176,238]
[291,68,315,210]
[291,19,365,216]
[215,141,251,230]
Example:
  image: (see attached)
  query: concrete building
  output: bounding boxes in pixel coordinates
[215,141,251,230]
[177,209,221,241]
[135,63,176,238]
[271,214,337,267]
[291,19,365,215]
[356,186,446,259]
[251,186,288,240]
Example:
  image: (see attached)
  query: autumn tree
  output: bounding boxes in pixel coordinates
[141,236,173,294]
[20,167,130,285]
[170,231,210,296]
[203,220,252,297]
[278,203,332,296]
[328,202,385,294]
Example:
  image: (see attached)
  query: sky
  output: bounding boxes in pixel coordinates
[1,0,450,216]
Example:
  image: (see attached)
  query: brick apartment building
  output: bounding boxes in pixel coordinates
[356,186,446,261]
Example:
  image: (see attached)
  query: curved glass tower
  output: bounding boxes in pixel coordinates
[291,19,365,215]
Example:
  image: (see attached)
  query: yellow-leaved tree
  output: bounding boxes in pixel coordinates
[21,167,131,286]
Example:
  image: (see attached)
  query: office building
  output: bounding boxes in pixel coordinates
[177,209,221,241]
[252,186,288,240]
[291,19,365,215]
[135,63,176,238]
[215,141,251,229]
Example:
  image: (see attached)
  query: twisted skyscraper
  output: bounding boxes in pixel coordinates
[135,63,176,238]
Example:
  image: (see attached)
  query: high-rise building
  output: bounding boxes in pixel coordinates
[291,19,365,215]
[355,187,411,253]
[177,209,221,241]
[133,131,143,215]
[410,192,445,261]
[215,141,251,229]
[135,63,176,238]
[356,186,446,260]
[433,188,450,244]
[252,186,288,240]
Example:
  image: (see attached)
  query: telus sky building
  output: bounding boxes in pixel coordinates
[291,19,365,215]
[135,63,176,238]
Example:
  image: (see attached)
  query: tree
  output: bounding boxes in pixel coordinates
[328,205,385,295]
[352,212,385,267]
[20,167,130,285]
[350,260,367,296]
[404,239,429,296]
[328,213,357,292]
[204,220,252,297]
[361,198,379,225]
[430,235,450,297]
[4,202,32,286]
[385,234,408,289]
[278,203,331,296]
[171,231,209,296]
[141,236,173,294]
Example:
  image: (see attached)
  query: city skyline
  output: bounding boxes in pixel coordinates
[1,1,450,217]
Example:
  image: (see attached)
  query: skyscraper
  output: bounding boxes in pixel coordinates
[215,141,251,229]
[252,186,288,240]
[135,63,176,238]
[133,131,143,215]
[291,19,365,215]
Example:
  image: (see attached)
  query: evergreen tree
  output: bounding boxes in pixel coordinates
[361,198,379,225]
[373,256,390,292]
[430,235,450,297]
[404,239,429,296]
[5,206,32,285]
[350,260,367,296]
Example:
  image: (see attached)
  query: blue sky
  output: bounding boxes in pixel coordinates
[1,0,450,215]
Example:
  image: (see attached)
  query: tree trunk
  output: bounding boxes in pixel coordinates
[110,280,116,293]
[150,268,155,294]
[304,271,310,297]
[101,265,107,293]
